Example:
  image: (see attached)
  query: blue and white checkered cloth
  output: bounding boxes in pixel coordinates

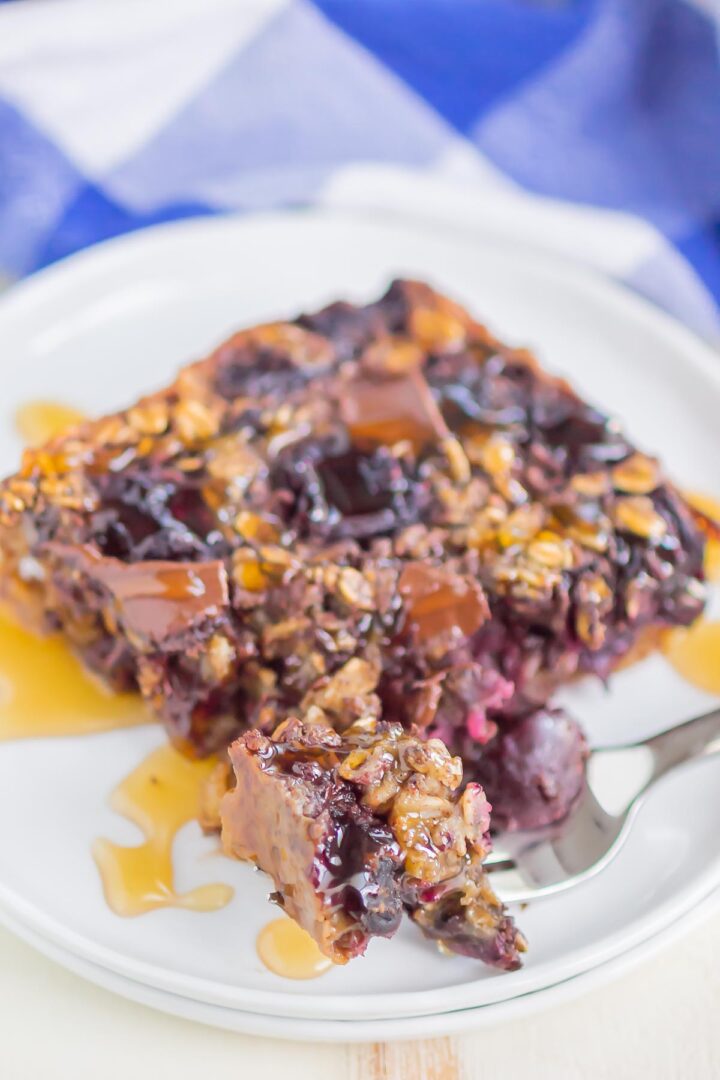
[1,0,719,337]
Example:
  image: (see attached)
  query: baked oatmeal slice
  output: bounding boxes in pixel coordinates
[220,717,526,969]
[0,280,707,771]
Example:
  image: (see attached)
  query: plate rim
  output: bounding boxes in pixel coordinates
[2,884,719,1043]
[1,206,720,1021]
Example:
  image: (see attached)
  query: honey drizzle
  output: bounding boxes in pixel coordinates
[660,493,720,695]
[686,491,720,583]
[93,745,234,916]
[663,619,720,697]
[0,610,149,740]
[9,401,232,919]
[1,398,148,739]
[256,917,333,980]
[14,400,85,447]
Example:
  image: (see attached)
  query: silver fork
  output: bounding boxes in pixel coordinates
[486,705,720,904]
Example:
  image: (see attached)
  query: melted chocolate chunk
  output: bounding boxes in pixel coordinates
[399,562,489,649]
[68,551,229,647]
[341,369,449,452]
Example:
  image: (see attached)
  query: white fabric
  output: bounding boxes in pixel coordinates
[0,0,289,173]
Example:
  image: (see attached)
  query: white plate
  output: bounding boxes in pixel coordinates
[0,209,719,1024]
[3,887,718,1043]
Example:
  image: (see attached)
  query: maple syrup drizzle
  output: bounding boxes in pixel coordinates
[0,610,149,740]
[663,619,720,697]
[14,400,85,447]
[1,399,147,739]
[686,491,720,583]
[93,744,234,917]
[256,917,333,979]
[7,402,232,919]
[660,493,720,694]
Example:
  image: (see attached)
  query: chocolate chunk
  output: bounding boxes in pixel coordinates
[398,562,488,649]
[68,549,229,647]
[340,369,449,452]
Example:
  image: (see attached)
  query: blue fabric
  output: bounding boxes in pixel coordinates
[473,0,720,232]
[314,0,596,130]
[0,98,84,274]
[0,0,718,324]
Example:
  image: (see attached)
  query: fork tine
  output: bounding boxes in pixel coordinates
[485,854,517,871]
[484,864,537,904]
[546,785,619,874]
[487,705,720,905]
[486,785,622,903]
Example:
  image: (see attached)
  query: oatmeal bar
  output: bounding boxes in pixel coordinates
[221,717,525,969]
[0,281,706,815]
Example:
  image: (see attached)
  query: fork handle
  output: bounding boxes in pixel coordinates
[642,705,720,787]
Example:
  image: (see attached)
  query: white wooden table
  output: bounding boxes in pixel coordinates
[2,913,718,1079]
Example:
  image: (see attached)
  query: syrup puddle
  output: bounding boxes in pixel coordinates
[93,744,235,916]
[9,401,233,921]
[0,610,149,740]
[663,619,720,697]
[256,917,333,979]
[660,492,720,695]
[15,400,85,446]
[8,401,318,964]
[686,491,720,583]
[1,401,146,740]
